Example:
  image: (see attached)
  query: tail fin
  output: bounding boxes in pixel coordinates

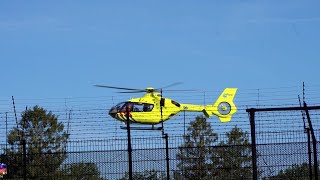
[203,88,237,122]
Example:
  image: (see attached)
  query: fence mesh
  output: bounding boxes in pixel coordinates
[250,108,320,180]
[1,107,320,179]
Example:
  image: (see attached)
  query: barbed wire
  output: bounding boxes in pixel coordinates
[1,84,320,143]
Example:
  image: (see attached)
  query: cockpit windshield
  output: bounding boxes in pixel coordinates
[109,102,126,114]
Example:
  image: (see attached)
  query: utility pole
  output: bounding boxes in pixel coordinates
[126,106,133,180]
[5,112,8,151]
[304,102,318,180]
[248,109,257,180]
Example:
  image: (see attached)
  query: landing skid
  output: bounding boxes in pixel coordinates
[120,125,163,131]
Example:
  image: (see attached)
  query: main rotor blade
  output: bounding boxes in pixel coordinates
[94,85,142,91]
[117,90,148,93]
[165,89,198,92]
[155,82,183,91]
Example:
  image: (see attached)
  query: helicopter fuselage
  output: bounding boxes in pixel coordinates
[108,88,238,125]
[97,84,238,125]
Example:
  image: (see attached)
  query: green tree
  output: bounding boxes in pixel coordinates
[211,126,252,180]
[59,162,103,180]
[5,106,68,179]
[266,163,311,180]
[119,169,166,180]
[176,115,218,180]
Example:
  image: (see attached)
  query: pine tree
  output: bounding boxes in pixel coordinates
[176,115,218,179]
[211,126,252,180]
[5,106,68,179]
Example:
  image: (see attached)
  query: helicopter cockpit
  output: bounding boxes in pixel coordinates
[109,102,154,118]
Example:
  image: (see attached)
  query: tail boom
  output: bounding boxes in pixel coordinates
[178,88,237,122]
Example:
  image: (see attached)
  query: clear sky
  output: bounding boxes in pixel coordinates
[1,1,320,99]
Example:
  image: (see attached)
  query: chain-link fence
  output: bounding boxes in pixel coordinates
[1,105,320,179]
[0,134,252,180]
[247,105,320,180]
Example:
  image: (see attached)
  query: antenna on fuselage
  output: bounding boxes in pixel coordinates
[160,88,164,132]
[160,88,168,133]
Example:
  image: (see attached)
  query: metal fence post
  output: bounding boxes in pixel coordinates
[247,109,258,180]
[126,106,133,180]
[304,102,318,180]
[306,128,313,180]
[22,139,27,180]
[163,133,170,180]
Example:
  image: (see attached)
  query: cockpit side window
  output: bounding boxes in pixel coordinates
[132,103,144,112]
[118,102,134,112]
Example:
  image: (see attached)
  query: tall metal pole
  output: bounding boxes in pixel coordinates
[183,111,186,138]
[299,95,312,180]
[304,102,318,180]
[22,139,27,180]
[126,106,133,180]
[5,112,8,151]
[248,109,258,180]
[183,110,186,179]
[160,89,170,179]
[12,96,19,133]
[306,128,313,180]
[164,133,170,180]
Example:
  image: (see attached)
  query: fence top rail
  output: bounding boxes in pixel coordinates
[246,106,320,112]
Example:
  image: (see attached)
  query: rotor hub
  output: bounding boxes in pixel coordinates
[146,87,155,93]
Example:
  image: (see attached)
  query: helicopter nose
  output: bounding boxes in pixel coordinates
[109,107,117,118]
[109,112,116,118]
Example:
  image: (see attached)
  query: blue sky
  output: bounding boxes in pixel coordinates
[1,1,320,100]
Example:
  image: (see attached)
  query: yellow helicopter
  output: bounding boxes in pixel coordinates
[96,84,238,127]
